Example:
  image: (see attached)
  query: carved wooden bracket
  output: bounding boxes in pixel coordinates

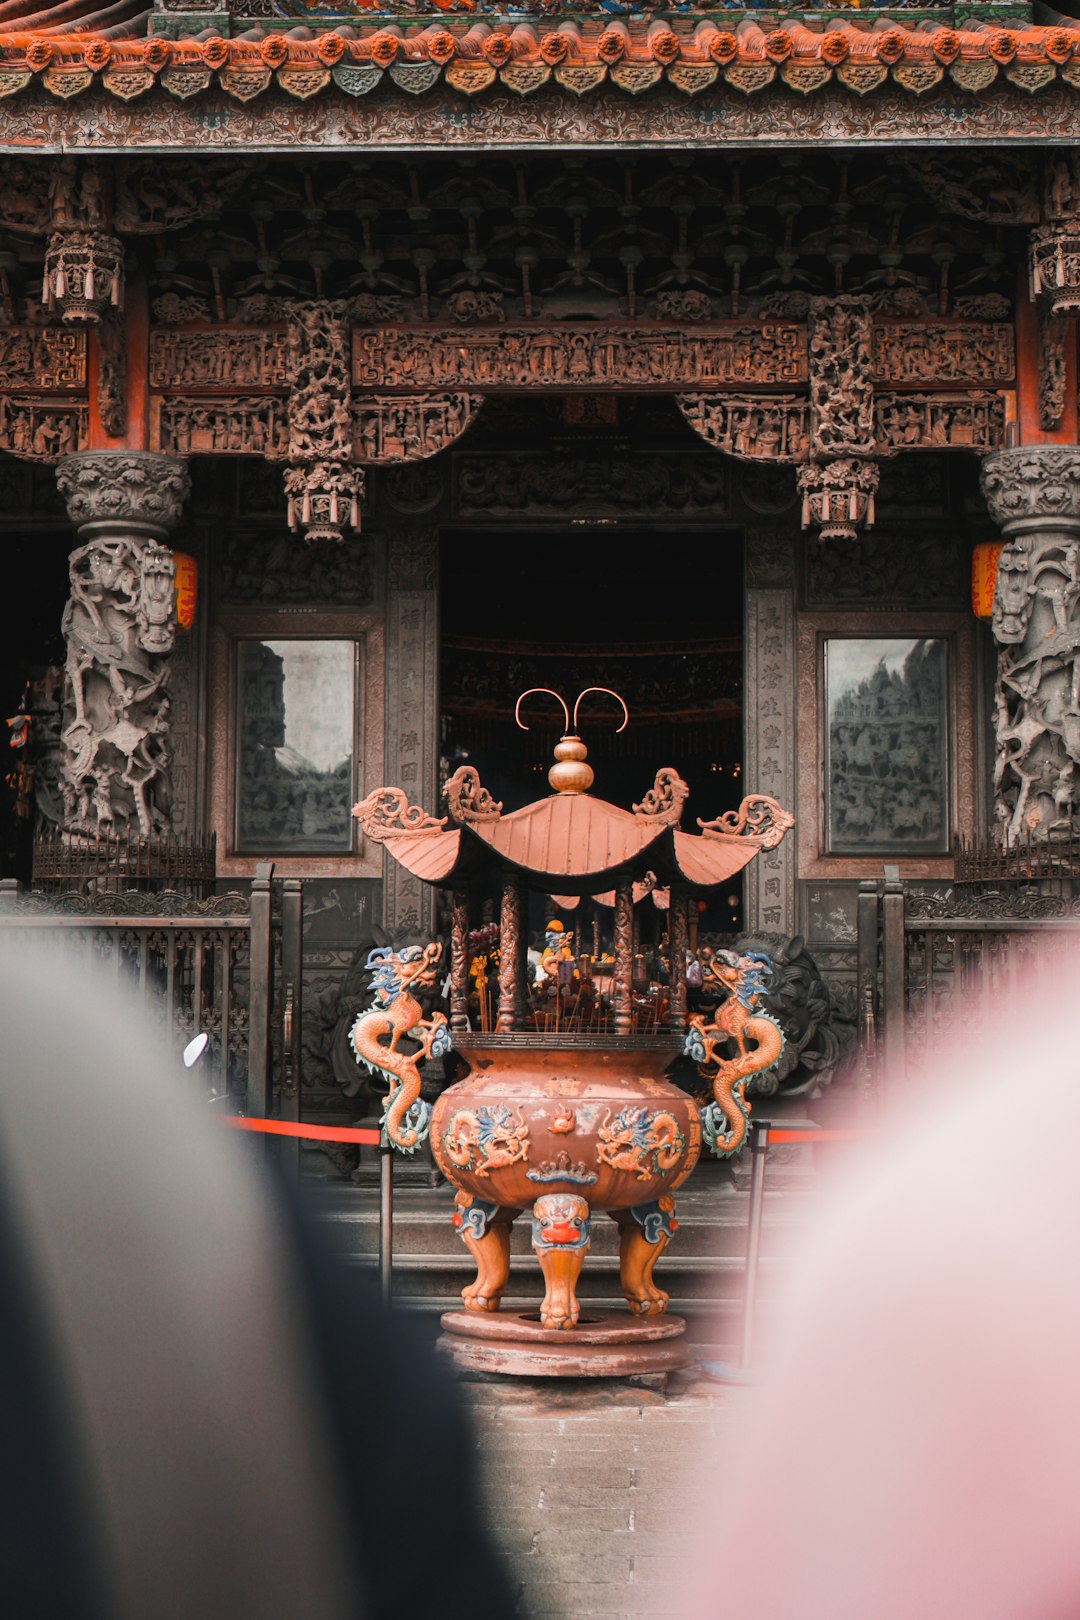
[1030,153,1080,320]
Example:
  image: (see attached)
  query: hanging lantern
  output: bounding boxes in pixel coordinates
[173,551,198,631]
[971,541,1003,620]
[1030,222,1080,318]
[42,229,124,324]
[797,458,880,543]
[283,461,365,544]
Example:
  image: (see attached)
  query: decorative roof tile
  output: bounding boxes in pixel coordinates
[0,17,1077,103]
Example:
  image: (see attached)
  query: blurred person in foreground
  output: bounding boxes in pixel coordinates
[683,964,1080,1620]
[0,940,517,1620]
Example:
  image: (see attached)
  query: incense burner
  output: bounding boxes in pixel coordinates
[352,687,793,1373]
[431,1038,701,1326]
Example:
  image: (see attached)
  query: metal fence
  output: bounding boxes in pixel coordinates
[858,876,1080,1084]
[0,867,303,1131]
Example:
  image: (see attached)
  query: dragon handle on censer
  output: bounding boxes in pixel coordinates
[348,941,452,1153]
[685,948,786,1157]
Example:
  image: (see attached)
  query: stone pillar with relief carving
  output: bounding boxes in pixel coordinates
[980,445,1080,843]
[52,450,191,839]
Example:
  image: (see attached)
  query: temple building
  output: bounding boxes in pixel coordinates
[3,0,1080,1224]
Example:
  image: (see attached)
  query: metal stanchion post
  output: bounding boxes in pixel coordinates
[379,1128,394,1308]
[740,1118,771,1370]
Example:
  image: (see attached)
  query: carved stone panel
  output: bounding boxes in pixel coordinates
[453,452,730,519]
[805,526,966,611]
[355,394,481,463]
[0,328,87,391]
[809,297,875,461]
[872,323,1015,386]
[744,535,796,937]
[875,392,1007,453]
[677,394,809,462]
[0,399,87,462]
[148,328,289,389]
[354,324,807,391]
[151,396,289,457]
[216,529,376,607]
[383,529,439,936]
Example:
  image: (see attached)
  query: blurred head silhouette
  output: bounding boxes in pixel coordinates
[683,956,1080,1620]
[0,937,358,1620]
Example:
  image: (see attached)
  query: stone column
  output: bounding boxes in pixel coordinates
[53,450,191,838]
[743,524,797,935]
[980,446,1080,843]
[383,527,439,936]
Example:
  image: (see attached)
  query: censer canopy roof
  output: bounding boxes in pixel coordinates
[352,687,793,897]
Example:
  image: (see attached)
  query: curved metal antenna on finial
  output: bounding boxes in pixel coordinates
[515,687,571,733]
[572,687,629,734]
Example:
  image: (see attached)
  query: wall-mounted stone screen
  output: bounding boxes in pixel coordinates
[234,638,356,853]
[824,636,948,855]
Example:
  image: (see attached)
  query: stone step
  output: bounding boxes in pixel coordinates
[308,1181,814,1264]
[305,1174,808,1362]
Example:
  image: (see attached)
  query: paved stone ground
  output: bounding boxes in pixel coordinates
[465,1376,747,1619]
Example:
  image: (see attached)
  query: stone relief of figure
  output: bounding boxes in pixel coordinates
[57,536,176,837]
[991,532,1080,841]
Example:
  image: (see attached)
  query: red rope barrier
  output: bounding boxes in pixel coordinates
[223,1118,382,1146]
[766,1128,871,1145]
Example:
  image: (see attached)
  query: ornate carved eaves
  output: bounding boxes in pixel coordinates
[145,318,1016,399]
[147,385,482,465]
[0,27,1078,129]
[808,295,875,462]
[0,326,86,391]
[875,392,1008,454]
[352,323,807,390]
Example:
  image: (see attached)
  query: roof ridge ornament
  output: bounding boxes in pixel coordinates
[444,764,503,825]
[632,767,691,826]
[352,786,447,841]
[698,793,795,850]
[514,686,629,796]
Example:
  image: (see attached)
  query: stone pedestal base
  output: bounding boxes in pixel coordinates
[438,1309,688,1379]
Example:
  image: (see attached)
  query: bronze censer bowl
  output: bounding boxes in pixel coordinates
[351,688,793,1378]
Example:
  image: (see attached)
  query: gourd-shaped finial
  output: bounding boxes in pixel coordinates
[514,686,629,795]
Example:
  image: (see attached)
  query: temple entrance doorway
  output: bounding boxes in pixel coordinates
[438,396,748,990]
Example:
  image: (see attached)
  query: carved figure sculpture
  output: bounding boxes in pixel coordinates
[57,536,177,836]
[685,948,786,1156]
[982,447,1080,841]
[348,942,452,1153]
